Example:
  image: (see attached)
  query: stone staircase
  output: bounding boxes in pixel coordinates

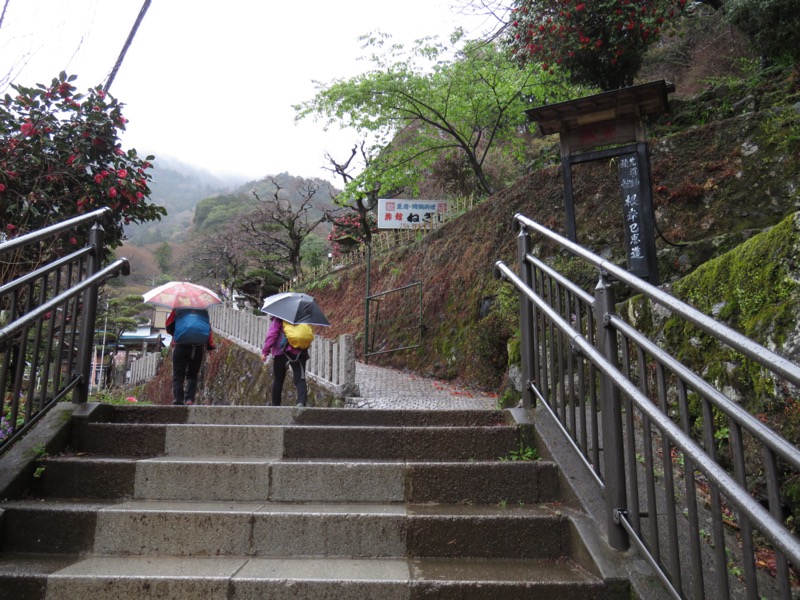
[0,404,630,599]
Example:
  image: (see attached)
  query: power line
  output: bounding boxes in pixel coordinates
[103,0,151,93]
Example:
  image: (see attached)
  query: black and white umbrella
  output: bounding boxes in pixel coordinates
[260,292,330,326]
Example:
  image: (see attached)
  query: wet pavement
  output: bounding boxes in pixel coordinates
[346,362,498,410]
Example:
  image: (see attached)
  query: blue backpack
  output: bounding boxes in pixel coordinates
[172,309,211,345]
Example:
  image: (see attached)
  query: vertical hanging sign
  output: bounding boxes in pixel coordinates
[618,154,648,277]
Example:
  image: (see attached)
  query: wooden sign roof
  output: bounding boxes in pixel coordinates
[525,80,675,136]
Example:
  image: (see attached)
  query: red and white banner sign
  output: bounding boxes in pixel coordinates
[377,199,449,229]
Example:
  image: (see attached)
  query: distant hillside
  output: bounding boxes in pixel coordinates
[124,158,241,245]
[193,172,340,235]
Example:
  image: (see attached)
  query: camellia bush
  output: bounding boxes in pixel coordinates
[328,211,378,256]
[505,0,689,90]
[0,72,165,252]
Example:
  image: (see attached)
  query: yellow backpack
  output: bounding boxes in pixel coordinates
[280,322,314,352]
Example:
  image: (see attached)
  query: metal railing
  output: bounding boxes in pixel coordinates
[0,208,129,454]
[365,281,422,359]
[495,212,800,600]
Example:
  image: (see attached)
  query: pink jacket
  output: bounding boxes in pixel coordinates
[262,317,287,358]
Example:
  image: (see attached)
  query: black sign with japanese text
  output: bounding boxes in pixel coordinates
[618,154,647,275]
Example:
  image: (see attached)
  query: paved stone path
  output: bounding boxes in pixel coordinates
[346,361,498,410]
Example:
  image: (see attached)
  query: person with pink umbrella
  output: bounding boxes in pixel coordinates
[143,282,222,406]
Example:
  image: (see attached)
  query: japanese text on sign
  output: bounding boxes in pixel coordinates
[618,154,646,271]
[377,199,449,229]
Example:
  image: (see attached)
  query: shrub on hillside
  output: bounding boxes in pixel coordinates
[722,0,800,67]
[505,0,689,90]
[0,72,165,262]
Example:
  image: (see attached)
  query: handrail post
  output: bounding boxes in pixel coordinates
[594,272,629,551]
[517,223,534,408]
[74,222,105,404]
[363,241,371,363]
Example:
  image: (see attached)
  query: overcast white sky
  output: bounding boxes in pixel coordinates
[1,0,496,184]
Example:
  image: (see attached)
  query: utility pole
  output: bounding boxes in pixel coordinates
[103,0,152,93]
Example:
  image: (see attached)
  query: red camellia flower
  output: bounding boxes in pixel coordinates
[94,173,104,184]
[0,183,6,192]
[108,187,118,198]
[20,121,36,136]
[117,169,128,178]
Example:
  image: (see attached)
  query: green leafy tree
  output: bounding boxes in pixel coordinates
[504,0,691,90]
[0,72,166,269]
[300,233,330,270]
[722,0,800,66]
[295,31,568,198]
[154,242,173,274]
[93,293,151,360]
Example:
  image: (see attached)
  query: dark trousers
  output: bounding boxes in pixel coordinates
[172,344,205,405]
[271,352,308,406]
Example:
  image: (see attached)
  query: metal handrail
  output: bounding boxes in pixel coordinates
[0,209,128,454]
[0,207,112,252]
[0,260,128,350]
[513,212,800,386]
[497,259,800,561]
[608,315,800,471]
[496,212,800,600]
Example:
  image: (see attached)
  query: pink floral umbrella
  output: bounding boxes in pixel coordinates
[142,281,222,310]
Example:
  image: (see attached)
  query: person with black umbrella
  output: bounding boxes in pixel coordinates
[260,292,330,407]
[261,316,311,406]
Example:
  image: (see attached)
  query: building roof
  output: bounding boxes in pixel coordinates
[119,325,171,346]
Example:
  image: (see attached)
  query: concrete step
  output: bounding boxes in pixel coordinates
[72,422,523,461]
[0,554,613,600]
[90,405,508,428]
[0,406,630,600]
[2,500,570,559]
[37,457,558,504]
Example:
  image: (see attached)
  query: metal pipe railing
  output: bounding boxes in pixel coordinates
[0,208,128,454]
[512,213,800,387]
[495,212,800,600]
